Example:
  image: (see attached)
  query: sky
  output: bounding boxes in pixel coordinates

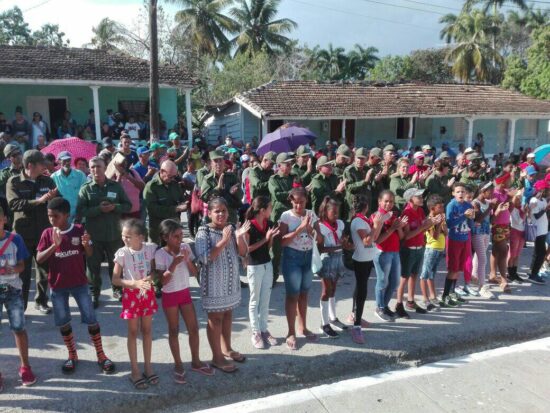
[3,0,547,56]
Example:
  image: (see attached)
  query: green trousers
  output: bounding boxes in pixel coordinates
[86,239,122,298]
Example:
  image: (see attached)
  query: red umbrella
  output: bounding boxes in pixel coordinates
[41,137,98,162]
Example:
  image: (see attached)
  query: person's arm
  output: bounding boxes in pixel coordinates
[126,170,145,191]
[6,179,46,212]
[374,219,397,244]
[345,169,368,194]
[268,177,289,203]
[2,259,25,276]
[280,219,308,247]
[249,169,269,197]
[446,203,464,228]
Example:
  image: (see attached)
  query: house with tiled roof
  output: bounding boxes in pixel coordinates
[202,81,550,154]
[0,45,197,142]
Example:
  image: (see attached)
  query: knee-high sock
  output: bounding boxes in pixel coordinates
[61,326,78,360]
[88,324,107,362]
[320,300,329,326]
[328,297,337,320]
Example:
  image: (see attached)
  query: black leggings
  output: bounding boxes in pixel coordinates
[530,234,547,277]
[352,260,374,326]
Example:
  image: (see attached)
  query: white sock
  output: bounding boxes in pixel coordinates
[320,300,329,326]
[328,297,337,321]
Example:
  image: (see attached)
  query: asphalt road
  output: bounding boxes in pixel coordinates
[1,243,550,413]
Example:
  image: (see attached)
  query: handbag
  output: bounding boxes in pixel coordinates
[524,219,537,242]
[311,230,323,274]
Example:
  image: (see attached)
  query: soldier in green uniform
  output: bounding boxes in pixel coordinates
[425,159,454,205]
[76,156,132,308]
[310,155,346,214]
[382,144,398,176]
[390,157,423,210]
[248,151,275,199]
[0,144,23,225]
[168,132,188,174]
[268,152,295,285]
[292,145,313,187]
[364,147,387,211]
[143,160,187,244]
[343,147,372,220]
[333,144,352,179]
[200,149,242,224]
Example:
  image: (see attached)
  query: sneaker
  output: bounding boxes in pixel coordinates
[463,285,479,297]
[440,295,459,308]
[320,324,339,338]
[508,272,524,284]
[406,301,427,314]
[347,312,370,327]
[330,318,349,330]
[251,332,265,349]
[479,285,496,300]
[261,331,278,346]
[528,275,546,285]
[374,307,394,322]
[451,293,467,303]
[454,286,468,296]
[62,358,77,374]
[425,303,436,312]
[19,366,37,386]
[351,326,365,344]
[429,298,441,310]
[112,290,122,300]
[394,303,410,319]
[34,303,51,314]
[383,306,396,319]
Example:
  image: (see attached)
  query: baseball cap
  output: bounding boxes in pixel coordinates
[404,188,425,202]
[422,145,431,151]
[150,142,167,151]
[369,147,382,158]
[169,132,180,141]
[137,147,151,156]
[317,156,334,168]
[437,151,450,160]
[413,151,425,159]
[209,149,225,160]
[296,145,310,157]
[57,151,72,161]
[527,153,535,159]
[3,143,21,158]
[241,154,250,162]
[534,180,547,192]
[355,147,368,158]
[262,151,276,162]
[276,152,293,164]
[336,144,352,158]
[102,137,114,148]
[383,144,396,153]
[526,165,537,176]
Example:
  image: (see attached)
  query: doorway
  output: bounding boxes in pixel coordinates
[26,96,68,137]
[48,99,68,132]
[330,119,355,146]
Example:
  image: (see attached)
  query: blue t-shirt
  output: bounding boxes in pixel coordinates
[0,231,30,289]
[446,199,473,242]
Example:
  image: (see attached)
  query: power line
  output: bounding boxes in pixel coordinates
[355,0,446,15]
[289,0,436,31]
[22,0,54,13]
[399,0,461,12]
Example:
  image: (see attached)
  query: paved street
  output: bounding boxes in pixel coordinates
[192,337,550,413]
[1,243,550,413]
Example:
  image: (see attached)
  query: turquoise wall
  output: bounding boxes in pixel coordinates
[0,84,177,128]
[242,108,260,142]
[205,102,241,142]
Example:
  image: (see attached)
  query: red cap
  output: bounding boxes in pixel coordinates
[494,172,511,185]
[534,180,548,192]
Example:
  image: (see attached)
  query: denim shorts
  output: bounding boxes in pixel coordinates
[51,284,97,327]
[282,247,313,296]
[0,286,25,332]
[420,248,444,280]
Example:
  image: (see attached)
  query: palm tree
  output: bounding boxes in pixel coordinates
[462,0,527,15]
[90,18,125,50]
[171,0,238,59]
[439,13,460,43]
[308,44,348,80]
[345,44,379,80]
[230,0,297,56]
[445,10,502,82]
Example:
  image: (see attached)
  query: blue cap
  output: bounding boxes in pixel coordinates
[526,165,537,176]
[57,151,72,161]
[137,146,151,156]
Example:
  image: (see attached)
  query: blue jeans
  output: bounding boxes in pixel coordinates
[0,286,25,332]
[373,251,401,309]
[281,247,313,296]
[51,284,97,327]
[420,248,444,280]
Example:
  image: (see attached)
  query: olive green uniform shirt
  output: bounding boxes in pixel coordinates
[200,171,242,223]
[268,173,294,222]
[310,173,344,215]
[248,165,274,199]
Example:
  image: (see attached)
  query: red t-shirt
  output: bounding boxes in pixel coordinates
[408,164,428,176]
[37,224,87,290]
[401,203,426,248]
[372,209,400,252]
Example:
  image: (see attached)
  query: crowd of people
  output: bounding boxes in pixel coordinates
[0,125,548,392]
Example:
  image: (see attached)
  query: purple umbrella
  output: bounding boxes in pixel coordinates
[256,124,317,156]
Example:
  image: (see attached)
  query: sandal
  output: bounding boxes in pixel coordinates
[191,363,215,376]
[62,359,77,374]
[301,331,319,343]
[98,358,116,375]
[211,362,238,373]
[286,336,297,351]
[173,370,186,384]
[143,373,159,385]
[129,376,149,390]
[488,277,502,285]
[223,351,246,363]
[500,283,512,293]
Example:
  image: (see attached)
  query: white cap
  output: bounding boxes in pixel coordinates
[527,153,535,158]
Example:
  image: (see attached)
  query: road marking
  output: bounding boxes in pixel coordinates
[193,337,550,412]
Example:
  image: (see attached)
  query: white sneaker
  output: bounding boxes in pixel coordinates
[251,332,265,349]
[479,285,495,300]
[464,285,480,297]
[429,298,441,311]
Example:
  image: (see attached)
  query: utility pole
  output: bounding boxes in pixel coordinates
[149,0,159,142]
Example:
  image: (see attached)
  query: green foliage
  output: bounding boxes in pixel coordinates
[31,24,70,47]
[90,17,125,50]
[501,54,527,90]
[408,48,454,83]
[0,7,31,45]
[518,26,550,99]
[367,55,412,82]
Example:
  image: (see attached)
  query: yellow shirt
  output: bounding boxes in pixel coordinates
[426,225,446,250]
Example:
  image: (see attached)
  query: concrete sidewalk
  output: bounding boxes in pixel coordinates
[1,244,550,413]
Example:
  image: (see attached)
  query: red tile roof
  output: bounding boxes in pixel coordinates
[0,45,196,88]
[232,81,550,118]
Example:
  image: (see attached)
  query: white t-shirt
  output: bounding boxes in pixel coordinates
[279,209,318,251]
[124,122,141,140]
[350,217,376,262]
[114,243,157,281]
[510,208,525,232]
[154,244,195,293]
[529,197,548,237]
[318,219,344,259]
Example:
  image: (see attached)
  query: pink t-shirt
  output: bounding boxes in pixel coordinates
[493,189,510,225]
[119,169,143,213]
[114,243,157,281]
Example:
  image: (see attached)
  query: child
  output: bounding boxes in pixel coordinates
[349,194,383,344]
[0,206,36,390]
[527,180,549,285]
[242,196,280,349]
[443,183,475,307]
[508,194,526,284]
[471,182,496,299]
[372,190,408,322]
[36,197,115,374]
[395,188,439,318]
[112,219,158,389]
[419,195,447,311]
[456,186,479,297]
[195,197,248,372]
[315,196,352,338]
[155,219,214,383]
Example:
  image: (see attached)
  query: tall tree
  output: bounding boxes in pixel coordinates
[171,0,238,59]
[31,24,70,47]
[367,55,412,82]
[439,13,460,44]
[90,18,125,50]
[0,6,31,45]
[346,44,379,80]
[307,44,348,80]
[230,0,297,56]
